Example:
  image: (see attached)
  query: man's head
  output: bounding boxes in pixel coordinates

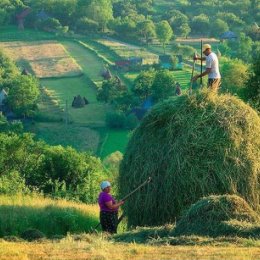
[100,180,111,192]
[202,44,211,56]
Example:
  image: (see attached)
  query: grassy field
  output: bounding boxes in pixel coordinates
[98,129,130,159]
[0,41,82,78]
[97,38,159,64]
[0,238,259,260]
[0,194,99,238]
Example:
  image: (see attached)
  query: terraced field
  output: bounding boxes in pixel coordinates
[0,41,82,78]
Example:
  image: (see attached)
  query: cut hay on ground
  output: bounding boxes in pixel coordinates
[0,41,82,78]
[119,90,260,227]
[174,195,260,238]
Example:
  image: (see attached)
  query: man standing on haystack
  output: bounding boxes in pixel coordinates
[192,44,221,91]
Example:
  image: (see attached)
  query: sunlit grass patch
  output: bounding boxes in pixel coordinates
[0,194,99,238]
[0,41,82,78]
[97,39,159,65]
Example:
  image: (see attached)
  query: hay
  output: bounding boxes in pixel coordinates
[119,90,260,227]
[174,195,260,238]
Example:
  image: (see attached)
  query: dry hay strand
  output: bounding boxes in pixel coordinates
[119,90,260,227]
[174,195,260,238]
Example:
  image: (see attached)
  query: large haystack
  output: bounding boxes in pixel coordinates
[119,90,260,227]
[174,195,260,238]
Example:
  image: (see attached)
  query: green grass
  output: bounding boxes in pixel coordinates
[0,26,56,42]
[40,77,107,126]
[26,122,101,153]
[98,129,130,159]
[0,194,99,238]
[62,41,105,87]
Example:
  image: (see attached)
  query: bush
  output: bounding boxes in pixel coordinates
[21,228,45,241]
[106,111,126,129]
[0,171,28,195]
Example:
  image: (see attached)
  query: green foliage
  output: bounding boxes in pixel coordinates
[5,75,40,117]
[210,19,229,37]
[0,133,44,182]
[156,20,173,53]
[76,17,99,33]
[88,0,113,31]
[106,111,126,129]
[133,69,156,101]
[0,171,28,195]
[172,43,196,58]
[246,55,260,111]
[191,14,210,35]
[97,77,128,104]
[0,132,107,203]
[220,57,249,99]
[119,90,260,227]
[137,20,156,45]
[37,145,106,203]
[21,228,45,241]
[151,70,175,102]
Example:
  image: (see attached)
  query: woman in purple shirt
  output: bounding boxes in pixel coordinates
[98,181,124,233]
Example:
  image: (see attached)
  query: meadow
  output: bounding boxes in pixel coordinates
[97,38,159,64]
[0,41,82,78]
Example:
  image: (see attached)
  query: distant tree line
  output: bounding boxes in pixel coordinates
[1,0,259,39]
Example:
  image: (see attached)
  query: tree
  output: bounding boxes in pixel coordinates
[97,77,127,104]
[0,133,44,182]
[76,17,99,33]
[38,145,106,203]
[220,57,249,99]
[88,0,113,32]
[137,20,156,45]
[237,33,253,62]
[210,19,229,37]
[168,10,189,36]
[246,55,260,111]
[6,75,40,117]
[179,23,191,38]
[191,14,210,35]
[216,12,245,28]
[151,70,175,102]
[172,43,196,58]
[133,69,155,101]
[156,20,173,54]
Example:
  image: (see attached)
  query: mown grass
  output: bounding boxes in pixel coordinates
[0,41,82,78]
[0,233,259,260]
[0,194,99,238]
[40,76,108,126]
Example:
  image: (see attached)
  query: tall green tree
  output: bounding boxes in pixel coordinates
[191,14,210,35]
[151,70,175,102]
[210,19,229,37]
[88,0,113,32]
[220,57,249,99]
[137,19,156,45]
[133,69,156,100]
[156,20,173,54]
[6,75,40,117]
[246,55,260,111]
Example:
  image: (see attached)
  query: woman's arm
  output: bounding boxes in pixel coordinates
[105,200,124,210]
